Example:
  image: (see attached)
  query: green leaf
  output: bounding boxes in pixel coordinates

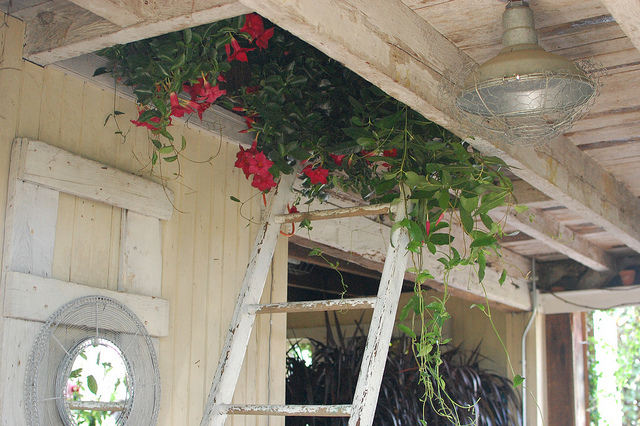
[514,204,529,213]
[470,235,497,248]
[513,374,525,388]
[406,240,422,253]
[460,208,474,234]
[470,303,486,312]
[158,146,174,154]
[87,375,98,395]
[164,155,178,162]
[396,324,416,339]
[499,269,507,285]
[181,135,187,151]
[430,233,453,245]
[438,189,450,209]
[460,195,479,212]
[93,67,109,77]
[477,250,486,281]
[230,196,240,202]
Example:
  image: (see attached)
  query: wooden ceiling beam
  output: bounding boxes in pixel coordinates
[23,0,251,65]
[599,0,640,52]
[237,0,640,257]
[492,207,617,272]
[65,0,144,27]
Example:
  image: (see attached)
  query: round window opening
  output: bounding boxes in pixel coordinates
[57,338,134,426]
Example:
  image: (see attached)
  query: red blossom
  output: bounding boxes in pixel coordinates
[225,39,254,63]
[383,149,398,157]
[169,92,197,118]
[426,220,431,236]
[183,80,204,101]
[255,27,274,50]
[234,143,276,192]
[234,144,258,178]
[252,172,277,191]
[131,115,163,131]
[197,78,226,104]
[287,204,299,214]
[194,102,211,120]
[240,115,258,133]
[247,151,274,177]
[330,153,346,166]
[245,86,261,94]
[435,212,445,226]
[302,165,329,185]
[240,13,265,39]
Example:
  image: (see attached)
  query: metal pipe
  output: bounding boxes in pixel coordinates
[521,258,537,426]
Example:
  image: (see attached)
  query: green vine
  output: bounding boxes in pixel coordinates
[97,14,522,424]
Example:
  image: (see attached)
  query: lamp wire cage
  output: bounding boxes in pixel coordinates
[25,295,161,426]
[444,59,603,147]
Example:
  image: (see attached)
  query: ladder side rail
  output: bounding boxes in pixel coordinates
[200,172,296,426]
[349,201,411,426]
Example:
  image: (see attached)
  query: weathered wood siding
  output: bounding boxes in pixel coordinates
[0,14,285,426]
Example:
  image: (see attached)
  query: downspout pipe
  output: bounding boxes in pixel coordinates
[521,258,538,426]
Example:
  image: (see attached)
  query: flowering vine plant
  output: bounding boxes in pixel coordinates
[97,13,523,424]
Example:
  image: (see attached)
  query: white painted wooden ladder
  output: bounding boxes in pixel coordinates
[200,172,411,426]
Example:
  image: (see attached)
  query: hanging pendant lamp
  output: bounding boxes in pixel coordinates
[454,1,598,146]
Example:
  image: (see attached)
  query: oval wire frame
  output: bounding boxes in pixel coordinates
[25,296,161,426]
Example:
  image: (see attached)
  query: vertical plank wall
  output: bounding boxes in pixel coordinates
[0,14,286,426]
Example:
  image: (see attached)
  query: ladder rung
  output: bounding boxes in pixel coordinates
[248,297,376,314]
[275,203,393,224]
[221,404,352,417]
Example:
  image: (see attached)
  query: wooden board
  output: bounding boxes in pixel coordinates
[3,271,170,337]
[15,138,174,220]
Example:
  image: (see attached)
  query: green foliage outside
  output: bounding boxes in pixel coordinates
[587,306,640,425]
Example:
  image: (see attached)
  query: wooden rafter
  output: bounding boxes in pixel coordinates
[66,0,144,27]
[600,0,640,52]
[492,207,616,272]
[23,0,251,64]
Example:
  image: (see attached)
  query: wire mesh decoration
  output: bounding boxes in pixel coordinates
[25,296,161,426]
[446,60,601,147]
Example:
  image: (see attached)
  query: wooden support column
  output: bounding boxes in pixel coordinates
[546,312,588,426]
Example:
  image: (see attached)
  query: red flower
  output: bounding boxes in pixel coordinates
[255,27,274,50]
[246,86,261,94]
[169,92,197,118]
[194,102,211,120]
[235,144,258,178]
[183,80,204,101]
[302,165,329,185]
[247,151,274,177]
[225,39,254,63]
[330,153,346,166]
[287,204,299,214]
[435,212,445,226]
[240,13,265,39]
[252,172,277,191]
[240,115,258,133]
[131,116,163,131]
[426,220,431,236]
[383,149,398,157]
[197,79,226,103]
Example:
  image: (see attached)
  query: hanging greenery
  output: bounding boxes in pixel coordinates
[97,13,522,424]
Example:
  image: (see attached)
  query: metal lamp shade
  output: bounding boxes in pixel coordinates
[454,1,597,145]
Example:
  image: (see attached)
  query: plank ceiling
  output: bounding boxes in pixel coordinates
[4,0,640,292]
